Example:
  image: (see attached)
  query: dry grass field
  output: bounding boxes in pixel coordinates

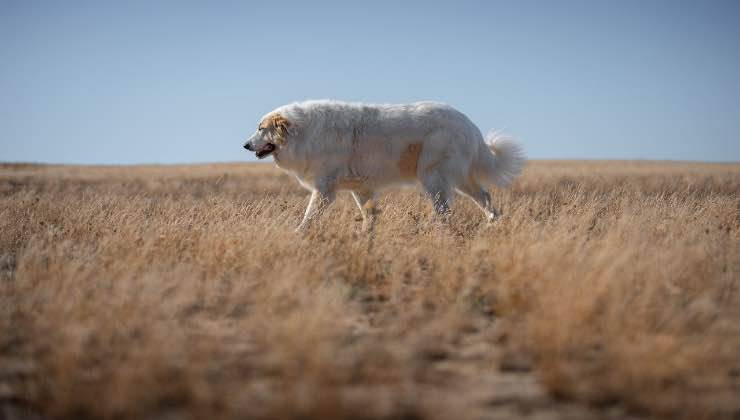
[1,160,739,420]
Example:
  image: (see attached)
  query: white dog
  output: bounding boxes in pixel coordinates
[243,100,525,231]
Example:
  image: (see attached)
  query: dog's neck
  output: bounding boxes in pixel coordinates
[272,148,310,176]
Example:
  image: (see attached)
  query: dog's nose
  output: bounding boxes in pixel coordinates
[244,143,253,151]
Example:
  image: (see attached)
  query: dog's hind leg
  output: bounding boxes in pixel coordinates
[415,133,464,217]
[419,172,454,216]
[296,187,336,232]
[456,178,500,222]
[351,190,377,232]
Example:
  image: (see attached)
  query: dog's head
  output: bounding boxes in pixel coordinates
[243,113,293,159]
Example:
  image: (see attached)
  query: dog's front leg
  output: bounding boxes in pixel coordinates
[296,188,336,232]
[351,190,377,233]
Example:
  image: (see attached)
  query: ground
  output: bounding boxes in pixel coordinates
[1,161,738,420]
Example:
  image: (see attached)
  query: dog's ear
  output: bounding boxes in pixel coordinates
[273,114,292,138]
[264,113,293,144]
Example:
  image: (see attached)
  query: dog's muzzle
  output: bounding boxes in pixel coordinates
[254,143,276,159]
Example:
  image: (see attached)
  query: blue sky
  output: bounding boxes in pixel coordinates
[1,0,739,164]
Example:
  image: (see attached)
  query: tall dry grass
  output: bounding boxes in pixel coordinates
[1,161,738,420]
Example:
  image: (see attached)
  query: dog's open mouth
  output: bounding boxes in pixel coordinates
[255,143,276,159]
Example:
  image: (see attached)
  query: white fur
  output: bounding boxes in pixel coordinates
[244,100,525,231]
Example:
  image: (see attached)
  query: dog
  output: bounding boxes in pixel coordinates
[243,100,525,231]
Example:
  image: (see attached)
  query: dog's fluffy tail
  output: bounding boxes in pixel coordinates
[474,131,526,188]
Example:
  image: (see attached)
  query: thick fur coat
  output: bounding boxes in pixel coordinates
[244,100,525,231]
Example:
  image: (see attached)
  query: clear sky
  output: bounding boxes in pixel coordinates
[1,0,739,164]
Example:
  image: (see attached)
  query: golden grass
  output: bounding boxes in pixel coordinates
[1,161,738,420]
